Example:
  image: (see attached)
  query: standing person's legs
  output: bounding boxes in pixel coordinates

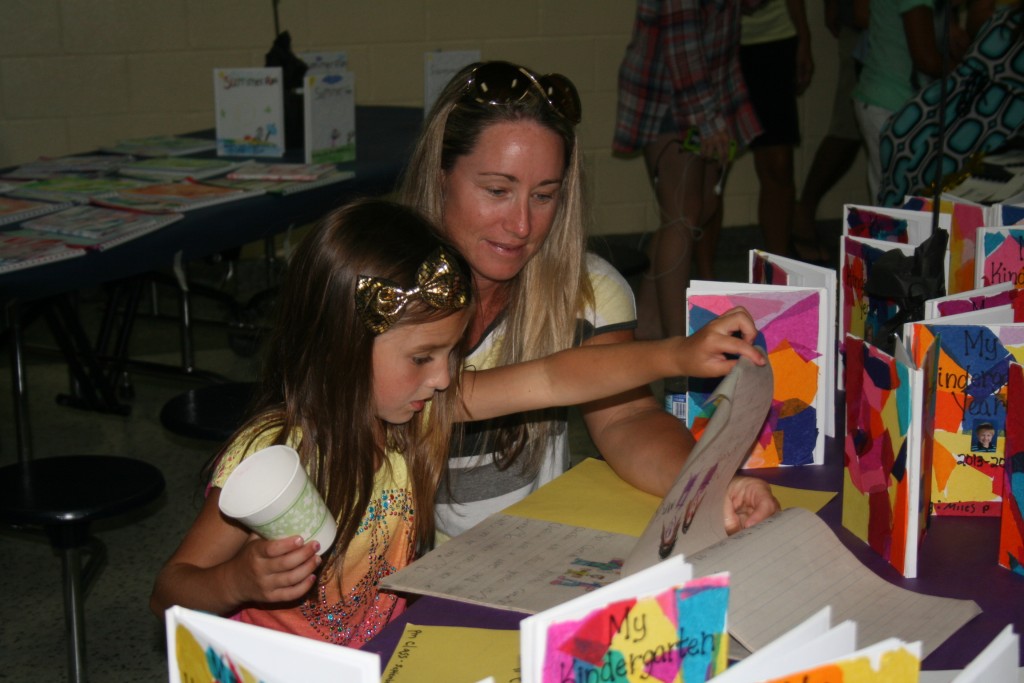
[752,144,796,256]
[853,99,892,204]
[740,37,801,257]
[694,177,724,281]
[793,27,863,261]
[636,133,720,340]
[792,136,860,255]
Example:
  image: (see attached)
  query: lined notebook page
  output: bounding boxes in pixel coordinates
[686,507,981,657]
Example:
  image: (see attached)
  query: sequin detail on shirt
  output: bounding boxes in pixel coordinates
[301,485,415,647]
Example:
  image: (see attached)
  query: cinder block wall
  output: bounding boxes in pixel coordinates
[0,0,868,236]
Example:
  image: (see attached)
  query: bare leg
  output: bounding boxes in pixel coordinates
[636,134,720,340]
[752,144,795,256]
[793,135,861,261]
[694,184,723,281]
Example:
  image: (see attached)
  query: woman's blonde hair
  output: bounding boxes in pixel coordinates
[398,62,594,473]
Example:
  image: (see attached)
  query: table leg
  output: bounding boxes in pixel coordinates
[7,300,33,463]
[60,544,89,683]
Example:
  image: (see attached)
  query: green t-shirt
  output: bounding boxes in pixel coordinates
[853,0,935,111]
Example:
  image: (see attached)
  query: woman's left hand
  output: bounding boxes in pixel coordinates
[723,475,781,534]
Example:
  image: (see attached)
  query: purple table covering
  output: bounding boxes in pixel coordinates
[362,597,526,664]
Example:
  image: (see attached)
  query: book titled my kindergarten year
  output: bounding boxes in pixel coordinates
[381,355,982,660]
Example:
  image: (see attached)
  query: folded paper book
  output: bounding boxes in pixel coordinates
[748,249,838,437]
[166,605,379,683]
[520,558,730,683]
[843,334,939,578]
[903,314,1024,517]
[686,280,829,466]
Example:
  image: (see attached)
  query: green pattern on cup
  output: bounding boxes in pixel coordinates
[253,479,330,541]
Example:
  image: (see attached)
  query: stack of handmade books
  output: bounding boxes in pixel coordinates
[205,161,355,196]
[833,192,1024,581]
[15,206,183,251]
[116,156,246,181]
[91,179,262,213]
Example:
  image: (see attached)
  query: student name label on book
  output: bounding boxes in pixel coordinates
[214,67,285,157]
[304,69,355,164]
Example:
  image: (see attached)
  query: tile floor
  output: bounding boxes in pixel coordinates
[0,222,838,682]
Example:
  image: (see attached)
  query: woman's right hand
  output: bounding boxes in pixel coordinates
[671,306,765,378]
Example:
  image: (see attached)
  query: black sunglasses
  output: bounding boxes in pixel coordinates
[463,61,582,125]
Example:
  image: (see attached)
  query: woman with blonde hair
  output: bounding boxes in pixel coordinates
[399,60,779,539]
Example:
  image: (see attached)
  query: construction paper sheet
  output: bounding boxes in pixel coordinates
[383,358,774,613]
[774,485,836,512]
[380,624,520,683]
[502,458,662,537]
[503,460,834,539]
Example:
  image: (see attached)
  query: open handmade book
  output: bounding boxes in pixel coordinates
[165,606,379,683]
[381,356,982,658]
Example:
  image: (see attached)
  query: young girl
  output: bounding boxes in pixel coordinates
[150,199,763,648]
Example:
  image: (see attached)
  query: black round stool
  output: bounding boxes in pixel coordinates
[159,381,256,442]
[0,455,165,683]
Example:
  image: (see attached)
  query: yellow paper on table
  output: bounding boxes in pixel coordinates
[503,458,835,538]
[503,458,659,536]
[774,484,836,513]
[381,623,519,683]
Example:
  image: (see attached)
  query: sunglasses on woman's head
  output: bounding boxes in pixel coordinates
[463,61,582,125]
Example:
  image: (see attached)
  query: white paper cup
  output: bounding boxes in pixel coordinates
[218,445,336,556]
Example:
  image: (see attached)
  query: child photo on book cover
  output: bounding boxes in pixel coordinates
[971,420,999,453]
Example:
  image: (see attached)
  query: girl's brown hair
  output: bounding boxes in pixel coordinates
[229,199,470,570]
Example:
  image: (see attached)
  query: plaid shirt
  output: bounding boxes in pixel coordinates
[613,0,763,154]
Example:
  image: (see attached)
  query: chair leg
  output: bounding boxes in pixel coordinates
[60,545,88,683]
